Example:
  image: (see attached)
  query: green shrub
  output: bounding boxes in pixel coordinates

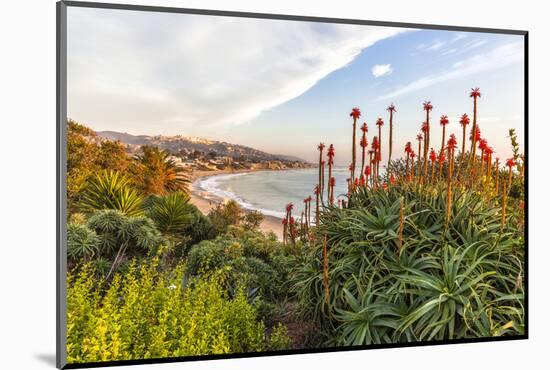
[291,184,524,345]
[66,259,266,363]
[208,200,242,235]
[80,170,143,217]
[186,227,299,303]
[67,223,100,260]
[267,323,292,351]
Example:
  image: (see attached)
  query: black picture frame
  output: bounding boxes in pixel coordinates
[56,1,529,368]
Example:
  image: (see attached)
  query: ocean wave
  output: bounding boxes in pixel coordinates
[193,173,287,219]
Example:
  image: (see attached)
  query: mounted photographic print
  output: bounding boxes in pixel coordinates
[56,1,528,368]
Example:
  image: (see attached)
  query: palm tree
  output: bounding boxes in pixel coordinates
[349,108,361,182]
[376,118,384,176]
[439,115,449,156]
[360,123,368,178]
[459,113,470,163]
[469,88,482,165]
[387,104,396,169]
[423,101,433,180]
[134,146,190,195]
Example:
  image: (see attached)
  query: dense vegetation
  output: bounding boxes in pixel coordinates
[66,89,525,363]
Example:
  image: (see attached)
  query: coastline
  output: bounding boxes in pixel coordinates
[190,168,284,240]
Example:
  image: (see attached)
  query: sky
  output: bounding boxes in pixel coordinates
[67,7,525,166]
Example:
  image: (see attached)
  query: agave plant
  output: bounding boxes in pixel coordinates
[290,180,524,345]
[146,191,194,236]
[86,209,163,277]
[67,223,100,261]
[80,170,143,217]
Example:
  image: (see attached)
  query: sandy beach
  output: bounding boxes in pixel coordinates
[190,170,284,240]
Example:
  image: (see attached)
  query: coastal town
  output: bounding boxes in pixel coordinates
[97,130,313,173]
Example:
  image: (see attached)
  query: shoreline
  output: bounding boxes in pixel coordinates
[190,168,284,240]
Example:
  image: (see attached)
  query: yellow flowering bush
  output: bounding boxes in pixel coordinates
[66,258,267,363]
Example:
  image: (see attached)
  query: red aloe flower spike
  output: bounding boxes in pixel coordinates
[495,158,500,193]
[376,118,384,175]
[410,151,416,178]
[422,101,433,182]
[404,142,412,180]
[440,115,449,157]
[349,107,361,119]
[478,138,487,175]
[314,185,321,226]
[390,174,396,185]
[326,144,335,201]
[506,158,516,194]
[459,113,470,161]
[438,149,446,180]
[285,203,294,213]
[359,122,369,177]
[429,148,436,184]
[387,104,396,168]
[469,88,482,167]
[350,108,361,182]
[416,133,423,178]
[318,143,325,203]
[329,176,336,205]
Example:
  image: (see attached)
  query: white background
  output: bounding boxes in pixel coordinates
[0,0,546,369]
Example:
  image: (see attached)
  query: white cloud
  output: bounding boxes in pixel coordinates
[425,40,446,51]
[377,41,523,100]
[67,8,406,134]
[371,64,393,78]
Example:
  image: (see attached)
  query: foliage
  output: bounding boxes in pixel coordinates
[66,259,267,363]
[187,226,298,303]
[208,200,242,235]
[67,210,164,271]
[80,170,144,217]
[67,119,99,212]
[133,146,190,195]
[146,192,194,236]
[67,223,100,260]
[267,323,292,351]
[291,184,524,345]
[242,211,265,229]
[96,140,132,173]
[86,210,163,257]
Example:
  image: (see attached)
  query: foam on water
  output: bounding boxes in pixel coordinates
[193,168,350,219]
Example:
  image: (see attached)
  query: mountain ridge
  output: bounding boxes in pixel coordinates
[96,130,310,164]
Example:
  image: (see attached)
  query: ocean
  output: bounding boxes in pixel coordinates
[193,168,351,219]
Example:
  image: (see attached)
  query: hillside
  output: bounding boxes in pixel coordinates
[97,131,308,164]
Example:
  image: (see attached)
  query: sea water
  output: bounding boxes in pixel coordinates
[194,168,351,219]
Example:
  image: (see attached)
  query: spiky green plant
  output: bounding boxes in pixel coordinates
[146,192,194,235]
[67,223,100,260]
[290,183,524,345]
[80,170,143,217]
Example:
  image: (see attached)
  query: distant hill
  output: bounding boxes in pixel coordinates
[96,131,309,164]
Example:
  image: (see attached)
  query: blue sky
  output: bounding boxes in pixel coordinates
[68,8,525,165]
